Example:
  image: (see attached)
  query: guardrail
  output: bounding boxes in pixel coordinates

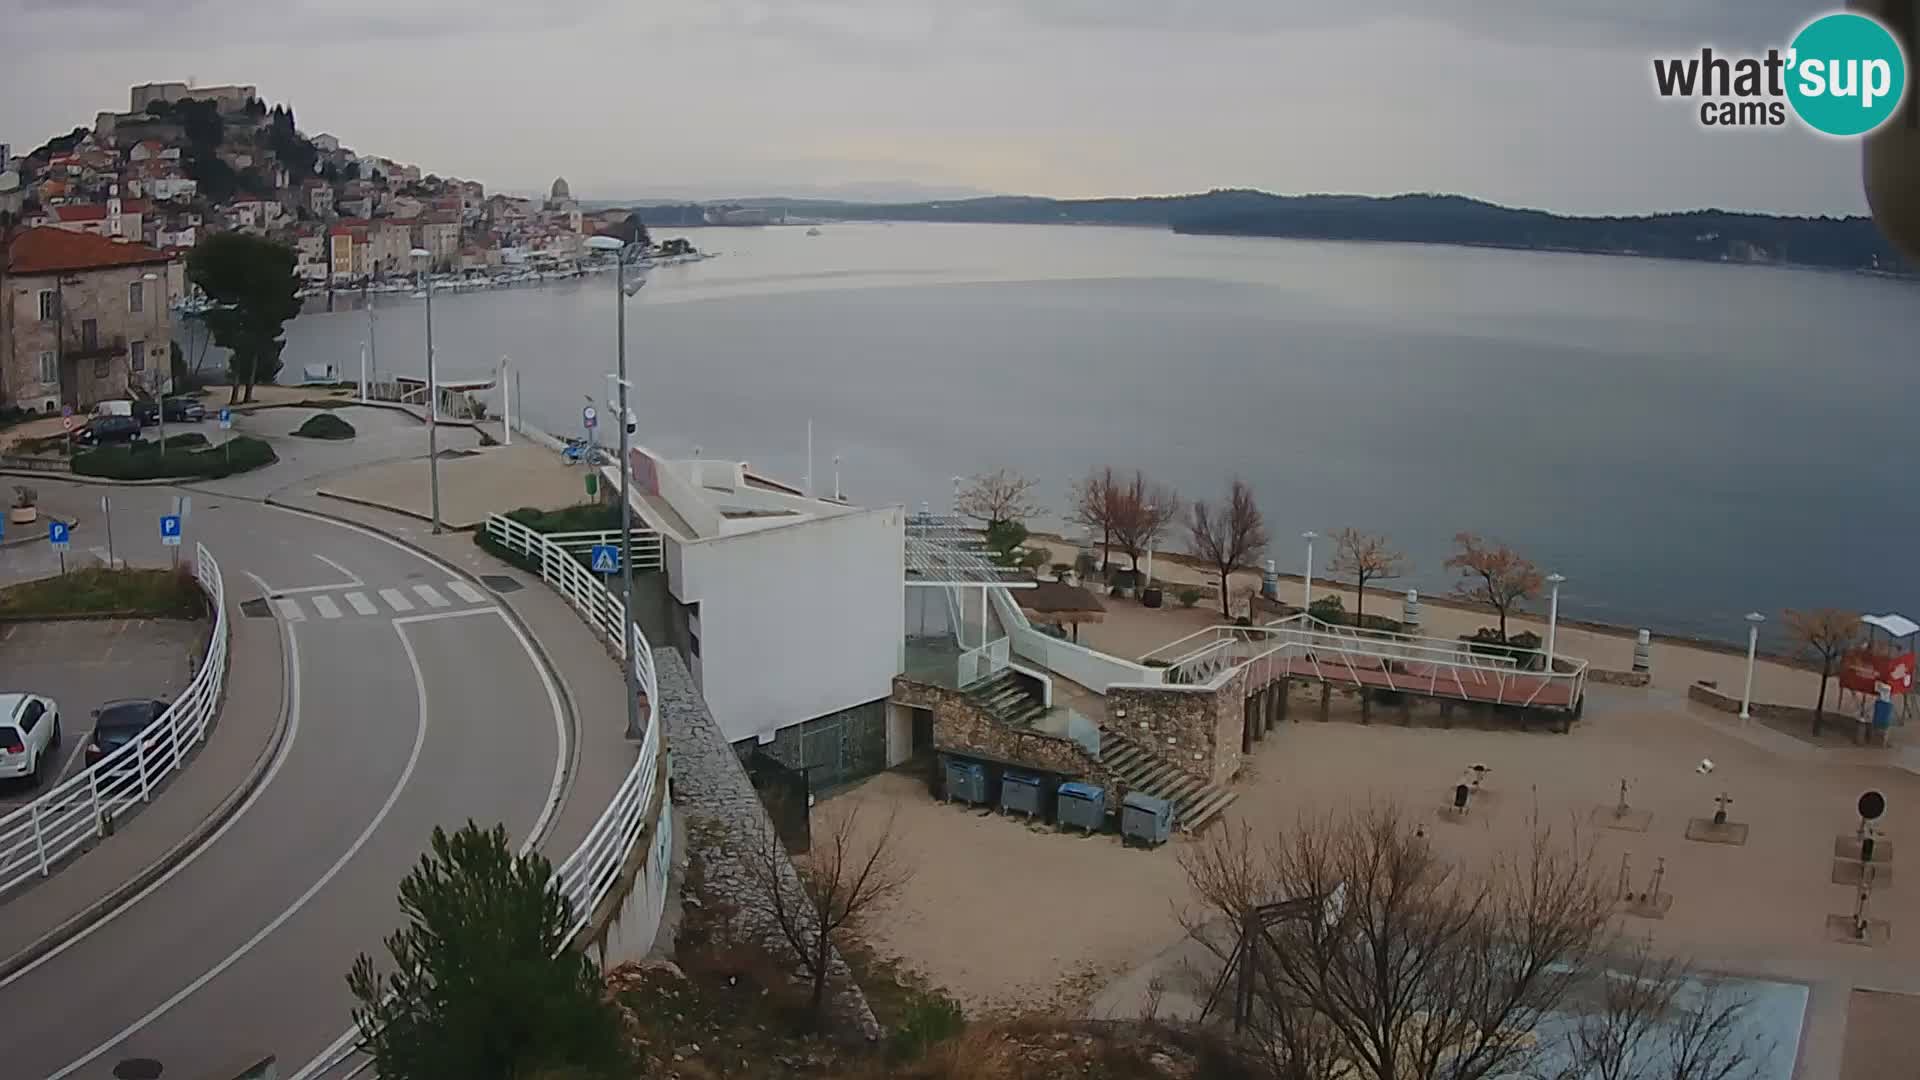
[0,542,227,896]
[483,513,666,942]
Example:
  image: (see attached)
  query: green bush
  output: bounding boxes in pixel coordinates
[1308,595,1347,623]
[160,432,210,450]
[293,412,356,439]
[887,990,966,1062]
[506,502,622,533]
[73,435,277,480]
[1178,587,1202,608]
[0,567,205,618]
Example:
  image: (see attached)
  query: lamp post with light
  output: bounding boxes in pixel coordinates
[1301,531,1318,614]
[1544,573,1565,672]
[1740,612,1765,720]
[409,248,441,533]
[585,233,649,742]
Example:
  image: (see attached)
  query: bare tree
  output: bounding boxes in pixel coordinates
[957,467,1039,526]
[1068,466,1122,573]
[1556,936,1764,1080]
[738,802,913,1026]
[1179,804,1616,1080]
[1444,532,1545,641]
[1326,528,1408,626]
[1782,608,1862,734]
[1110,470,1181,576]
[1189,478,1270,619]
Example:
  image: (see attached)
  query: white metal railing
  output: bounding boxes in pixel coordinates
[541,529,665,573]
[957,636,1012,690]
[483,513,665,942]
[0,543,228,897]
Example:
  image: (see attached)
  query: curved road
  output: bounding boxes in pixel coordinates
[0,483,566,1080]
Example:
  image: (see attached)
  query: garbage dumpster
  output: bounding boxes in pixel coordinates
[944,757,991,808]
[1121,791,1175,847]
[1001,770,1049,819]
[1057,781,1106,834]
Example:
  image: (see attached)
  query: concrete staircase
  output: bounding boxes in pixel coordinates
[965,671,1049,729]
[1098,729,1239,833]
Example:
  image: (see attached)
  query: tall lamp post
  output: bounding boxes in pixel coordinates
[1301,531,1318,614]
[409,248,442,533]
[1740,612,1765,720]
[1144,503,1157,585]
[141,271,167,451]
[1544,573,1565,672]
[586,234,648,742]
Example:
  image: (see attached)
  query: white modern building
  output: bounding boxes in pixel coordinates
[606,447,905,782]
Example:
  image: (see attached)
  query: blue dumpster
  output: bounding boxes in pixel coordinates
[944,757,991,808]
[1057,781,1106,834]
[1001,770,1049,818]
[1121,791,1175,847]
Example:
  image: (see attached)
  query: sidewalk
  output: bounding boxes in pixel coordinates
[0,592,287,976]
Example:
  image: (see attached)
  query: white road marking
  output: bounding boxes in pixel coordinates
[344,592,378,616]
[272,598,306,622]
[446,580,486,605]
[392,606,500,626]
[48,615,430,1080]
[0,570,304,992]
[310,595,342,620]
[378,588,414,612]
[312,554,362,585]
[411,583,450,608]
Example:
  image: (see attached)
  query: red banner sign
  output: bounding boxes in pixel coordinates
[1840,649,1916,694]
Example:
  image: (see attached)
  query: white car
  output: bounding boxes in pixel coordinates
[0,693,62,784]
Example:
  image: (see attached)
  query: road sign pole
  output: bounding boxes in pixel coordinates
[102,494,114,570]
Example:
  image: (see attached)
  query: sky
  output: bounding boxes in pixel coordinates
[0,0,1879,215]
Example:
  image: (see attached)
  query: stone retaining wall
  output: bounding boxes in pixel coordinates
[1687,680,1818,725]
[1589,669,1651,688]
[1108,661,1249,788]
[894,677,1116,797]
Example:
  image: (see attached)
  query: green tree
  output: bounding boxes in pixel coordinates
[187,234,301,404]
[347,822,628,1080]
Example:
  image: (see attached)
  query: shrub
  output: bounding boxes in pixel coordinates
[1178,587,1202,608]
[73,435,277,480]
[888,991,967,1062]
[1018,548,1049,573]
[1307,595,1347,624]
[293,412,356,440]
[160,432,209,450]
[0,566,204,618]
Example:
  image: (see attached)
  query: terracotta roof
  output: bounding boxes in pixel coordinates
[7,227,173,274]
[52,205,108,222]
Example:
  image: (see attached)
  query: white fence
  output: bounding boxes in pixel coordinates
[0,542,228,897]
[483,513,667,943]
[542,529,665,574]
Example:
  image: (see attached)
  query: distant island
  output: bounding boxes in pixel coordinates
[632,190,1911,276]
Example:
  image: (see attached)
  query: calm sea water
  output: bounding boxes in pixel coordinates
[263,223,1920,645]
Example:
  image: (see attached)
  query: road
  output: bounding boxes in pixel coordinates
[0,481,567,1080]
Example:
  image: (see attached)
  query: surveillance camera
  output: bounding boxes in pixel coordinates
[1696,758,1715,776]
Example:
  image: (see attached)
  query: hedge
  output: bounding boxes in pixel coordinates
[293,413,356,440]
[0,567,205,618]
[73,435,278,480]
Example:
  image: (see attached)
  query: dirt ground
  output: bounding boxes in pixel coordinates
[828,684,1920,1076]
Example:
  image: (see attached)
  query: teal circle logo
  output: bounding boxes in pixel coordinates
[1786,12,1908,137]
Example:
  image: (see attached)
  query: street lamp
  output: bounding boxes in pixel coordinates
[1740,612,1765,720]
[1144,504,1157,585]
[409,248,441,533]
[1301,531,1318,614]
[586,233,648,742]
[1545,573,1566,673]
[141,271,167,451]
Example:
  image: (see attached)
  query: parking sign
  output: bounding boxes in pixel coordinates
[159,514,182,547]
[218,408,233,430]
[48,521,70,549]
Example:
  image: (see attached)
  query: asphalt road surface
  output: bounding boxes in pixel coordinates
[0,483,565,1080]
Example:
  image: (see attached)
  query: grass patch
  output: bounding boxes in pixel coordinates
[73,435,277,480]
[470,502,628,576]
[0,567,205,618]
[293,412,356,440]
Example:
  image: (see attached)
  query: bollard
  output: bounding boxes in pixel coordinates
[1262,559,1278,600]
[1632,629,1652,674]
[1403,589,1421,631]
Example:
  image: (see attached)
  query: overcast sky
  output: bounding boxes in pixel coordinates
[0,0,1872,214]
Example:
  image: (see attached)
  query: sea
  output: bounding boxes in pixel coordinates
[255,221,1920,648]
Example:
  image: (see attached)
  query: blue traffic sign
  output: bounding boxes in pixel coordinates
[582,406,599,430]
[218,408,233,430]
[589,544,619,574]
[159,514,182,546]
[48,521,70,548]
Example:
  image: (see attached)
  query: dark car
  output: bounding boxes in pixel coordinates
[132,398,161,426]
[76,415,143,446]
[161,396,207,423]
[86,698,170,768]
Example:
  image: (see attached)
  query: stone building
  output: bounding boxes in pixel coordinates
[1,227,175,411]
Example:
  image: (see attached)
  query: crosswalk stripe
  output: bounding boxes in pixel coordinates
[379,588,414,612]
[345,592,378,616]
[311,595,342,620]
[412,584,450,608]
[273,598,306,622]
[446,580,485,605]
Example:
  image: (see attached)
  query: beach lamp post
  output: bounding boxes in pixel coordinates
[409,248,442,534]
[1740,612,1766,720]
[1301,531,1318,614]
[1144,504,1156,585]
[1544,573,1565,672]
[586,233,648,742]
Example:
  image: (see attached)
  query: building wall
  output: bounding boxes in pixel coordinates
[4,264,173,408]
[1106,664,1250,789]
[667,506,905,744]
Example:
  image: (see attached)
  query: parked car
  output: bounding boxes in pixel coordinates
[161,397,207,423]
[86,698,170,768]
[76,415,143,446]
[0,693,62,784]
[131,398,161,426]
